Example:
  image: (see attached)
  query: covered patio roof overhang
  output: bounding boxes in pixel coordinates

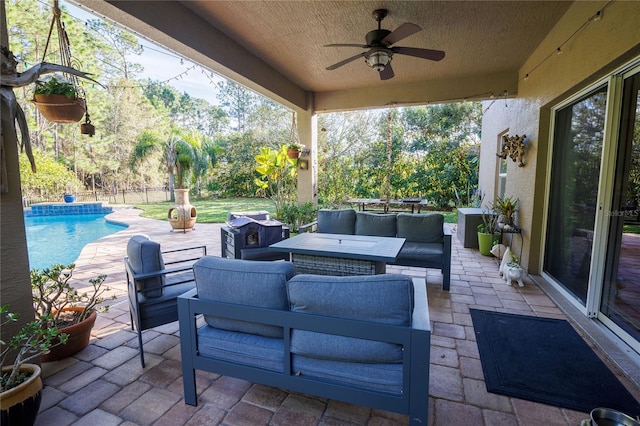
[71,1,572,113]
[70,0,574,204]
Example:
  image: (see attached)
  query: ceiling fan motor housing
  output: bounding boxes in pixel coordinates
[366,29,392,47]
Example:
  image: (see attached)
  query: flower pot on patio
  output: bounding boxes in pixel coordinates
[477,232,495,256]
[40,307,97,362]
[0,364,42,426]
[168,189,197,232]
[63,194,75,203]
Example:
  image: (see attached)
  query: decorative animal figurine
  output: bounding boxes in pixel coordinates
[490,244,507,261]
[504,264,524,287]
[497,247,512,277]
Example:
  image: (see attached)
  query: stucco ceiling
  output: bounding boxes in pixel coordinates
[181,1,571,92]
[72,1,573,111]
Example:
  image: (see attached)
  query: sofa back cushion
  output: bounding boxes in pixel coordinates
[127,235,165,298]
[396,213,444,243]
[194,256,295,338]
[317,209,356,234]
[287,274,413,363]
[355,212,397,237]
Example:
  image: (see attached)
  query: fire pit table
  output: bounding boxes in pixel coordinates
[269,232,405,276]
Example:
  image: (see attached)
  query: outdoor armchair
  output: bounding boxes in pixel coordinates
[124,234,206,367]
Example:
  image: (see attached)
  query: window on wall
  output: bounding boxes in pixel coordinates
[497,158,507,199]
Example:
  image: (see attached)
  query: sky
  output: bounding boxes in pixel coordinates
[62,0,222,105]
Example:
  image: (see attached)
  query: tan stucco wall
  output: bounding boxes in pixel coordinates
[478,0,640,274]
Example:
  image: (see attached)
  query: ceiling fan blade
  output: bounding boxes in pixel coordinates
[325,43,368,48]
[381,22,422,45]
[326,52,366,70]
[380,63,394,80]
[392,46,445,61]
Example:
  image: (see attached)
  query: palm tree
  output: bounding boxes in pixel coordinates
[130,129,195,201]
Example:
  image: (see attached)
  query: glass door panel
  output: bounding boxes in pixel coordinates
[544,86,608,304]
[601,72,640,341]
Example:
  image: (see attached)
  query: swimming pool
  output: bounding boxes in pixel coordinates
[25,214,127,270]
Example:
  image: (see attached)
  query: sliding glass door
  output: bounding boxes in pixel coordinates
[600,72,640,343]
[544,86,608,304]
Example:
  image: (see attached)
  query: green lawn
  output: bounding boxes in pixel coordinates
[135,198,277,223]
[135,197,459,224]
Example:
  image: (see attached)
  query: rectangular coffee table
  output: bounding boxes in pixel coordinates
[269,233,405,276]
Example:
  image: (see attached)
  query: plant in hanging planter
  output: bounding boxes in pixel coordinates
[31,263,114,361]
[287,143,302,159]
[32,76,86,123]
[1,306,67,426]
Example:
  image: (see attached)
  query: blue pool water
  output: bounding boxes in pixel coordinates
[25,214,127,270]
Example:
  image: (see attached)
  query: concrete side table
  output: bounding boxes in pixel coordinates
[457,208,486,248]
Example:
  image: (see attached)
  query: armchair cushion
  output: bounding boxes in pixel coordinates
[193,257,295,338]
[126,235,165,298]
[317,209,356,234]
[397,213,444,243]
[355,212,397,237]
[287,274,413,363]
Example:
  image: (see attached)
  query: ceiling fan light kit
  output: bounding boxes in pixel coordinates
[325,8,445,80]
[365,49,391,72]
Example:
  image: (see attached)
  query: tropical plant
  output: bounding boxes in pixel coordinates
[254,145,298,218]
[478,208,497,234]
[0,306,67,392]
[31,263,113,328]
[33,76,77,98]
[493,195,519,225]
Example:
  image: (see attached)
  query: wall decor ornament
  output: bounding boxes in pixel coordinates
[497,134,526,167]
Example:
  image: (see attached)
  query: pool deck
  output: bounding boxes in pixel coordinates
[35,206,640,426]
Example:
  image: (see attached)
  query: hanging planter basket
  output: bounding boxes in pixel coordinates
[32,94,86,123]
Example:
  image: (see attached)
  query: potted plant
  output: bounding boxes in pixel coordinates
[31,263,113,361]
[1,306,68,426]
[493,195,519,229]
[32,76,86,123]
[287,143,302,159]
[477,208,498,256]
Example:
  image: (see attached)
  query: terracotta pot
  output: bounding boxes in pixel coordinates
[168,189,197,231]
[32,94,86,123]
[287,148,300,159]
[0,364,42,426]
[40,307,97,362]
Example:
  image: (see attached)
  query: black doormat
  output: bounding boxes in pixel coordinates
[470,309,640,416]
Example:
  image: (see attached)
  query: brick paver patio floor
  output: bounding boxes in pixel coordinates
[34,207,640,425]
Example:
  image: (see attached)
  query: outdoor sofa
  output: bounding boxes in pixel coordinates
[300,209,452,291]
[178,256,431,425]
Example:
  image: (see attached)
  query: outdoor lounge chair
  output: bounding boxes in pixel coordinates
[124,234,206,367]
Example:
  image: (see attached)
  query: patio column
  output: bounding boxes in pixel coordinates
[0,2,37,350]
[295,106,317,205]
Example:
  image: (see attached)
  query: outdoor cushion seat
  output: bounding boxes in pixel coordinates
[291,355,403,394]
[316,209,356,234]
[396,241,444,263]
[197,326,284,372]
[354,212,397,237]
[124,234,206,367]
[193,256,295,338]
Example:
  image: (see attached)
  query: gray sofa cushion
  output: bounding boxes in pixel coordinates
[127,235,165,298]
[197,326,284,372]
[355,212,397,237]
[397,242,444,263]
[396,213,444,243]
[317,209,356,234]
[287,274,413,363]
[193,256,295,338]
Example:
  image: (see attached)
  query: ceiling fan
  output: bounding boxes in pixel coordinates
[325,9,445,80]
